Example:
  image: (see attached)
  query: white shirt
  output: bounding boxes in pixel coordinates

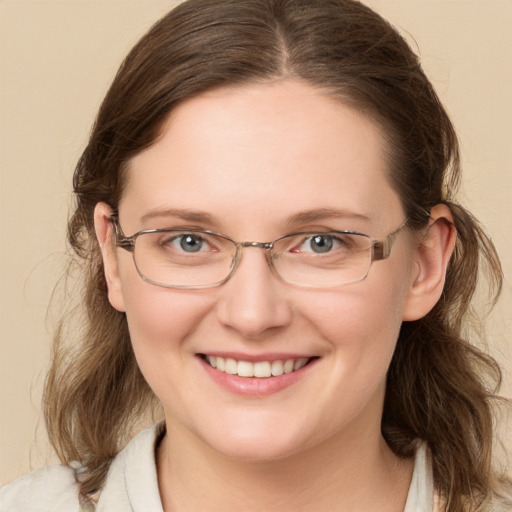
[0,424,434,511]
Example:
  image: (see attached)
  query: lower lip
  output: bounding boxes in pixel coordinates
[198,356,317,397]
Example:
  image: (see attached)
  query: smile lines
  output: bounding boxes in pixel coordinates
[203,355,312,378]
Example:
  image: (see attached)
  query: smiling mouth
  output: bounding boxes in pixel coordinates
[200,355,316,378]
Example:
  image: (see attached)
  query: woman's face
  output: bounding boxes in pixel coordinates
[102,80,422,460]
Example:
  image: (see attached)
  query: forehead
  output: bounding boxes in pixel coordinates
[120,80,403,234]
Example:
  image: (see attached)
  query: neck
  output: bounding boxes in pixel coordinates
[156,419,414,512]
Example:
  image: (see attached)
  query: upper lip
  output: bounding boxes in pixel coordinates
[198,352,316,362]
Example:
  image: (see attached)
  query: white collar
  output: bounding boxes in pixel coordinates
[97,424,433,512]
[403,440,434,512]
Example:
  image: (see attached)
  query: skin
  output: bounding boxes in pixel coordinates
[95,79,455,511]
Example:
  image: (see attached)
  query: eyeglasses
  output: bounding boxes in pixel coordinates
[112,218,408,290]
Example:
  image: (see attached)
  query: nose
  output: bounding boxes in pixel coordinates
[216,246,293,339]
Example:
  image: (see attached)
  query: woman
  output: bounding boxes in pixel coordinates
[1,0,510,510]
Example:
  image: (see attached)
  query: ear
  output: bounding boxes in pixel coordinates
[94,202,126,312]
[402,204,456,321]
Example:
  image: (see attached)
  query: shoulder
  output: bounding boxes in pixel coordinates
[96,422,165,511]
[0,464,79,512]
[0,423,164,512]
[487,488,512,512]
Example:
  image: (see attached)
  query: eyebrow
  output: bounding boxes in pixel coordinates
[285,208,371,226]
[139,207,371,229]
[140,208,215,224]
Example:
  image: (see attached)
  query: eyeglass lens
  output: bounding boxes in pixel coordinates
[131,230,374,289]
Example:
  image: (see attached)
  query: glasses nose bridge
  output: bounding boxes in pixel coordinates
[238,240,275,264]
[230,240,276,279]
[239,241,274,250]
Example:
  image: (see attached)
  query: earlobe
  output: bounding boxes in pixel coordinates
[402,204,456,321]
[94,202,126,312]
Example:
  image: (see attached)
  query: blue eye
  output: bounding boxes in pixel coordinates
[178,234,204,252]
[293,233,355,255]
[308,235,334,253]
[163,233,207,253]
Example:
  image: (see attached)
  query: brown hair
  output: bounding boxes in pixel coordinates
[43,0,511,509]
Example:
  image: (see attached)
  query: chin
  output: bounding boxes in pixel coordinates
[194,415,317,463]
[211,434,305,462]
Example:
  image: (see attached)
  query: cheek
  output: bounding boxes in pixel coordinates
[117,251,209,336]
[119,272,214,373]
[309,280,405,346]
[120,281,219,420]
[303,263,411,384]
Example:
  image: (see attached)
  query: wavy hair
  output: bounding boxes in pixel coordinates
[43,0,511,509]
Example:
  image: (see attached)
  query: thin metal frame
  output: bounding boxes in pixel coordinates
[111,217,409,289]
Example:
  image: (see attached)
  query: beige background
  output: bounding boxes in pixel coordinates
[1,0,511,486]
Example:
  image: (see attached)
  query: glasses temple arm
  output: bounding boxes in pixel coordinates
[110,215,136,252]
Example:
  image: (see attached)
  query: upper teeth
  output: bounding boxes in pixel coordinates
[206,356,310,378]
